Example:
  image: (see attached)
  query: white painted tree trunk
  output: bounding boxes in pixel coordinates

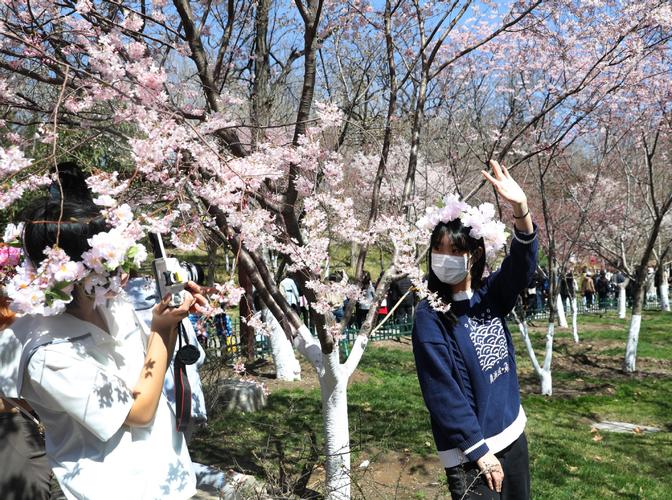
[261,308,301,381]
[515,316,553,396]
[541,323,555,396]
[624,314,641,373]
[320,350,351,500]
[556,294,568,328]
[570,297,579,343]
[293,326,369,499]
[646,278,656,302]
[539,368,553,395]
[659,284,670,312]
[618,286,627,319]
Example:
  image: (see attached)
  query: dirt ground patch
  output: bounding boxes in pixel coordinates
[525,320,623,334]
[517,336,672,396]
[202,354,373,395]
[305,450,446,500]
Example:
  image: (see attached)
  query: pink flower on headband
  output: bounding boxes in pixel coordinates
[0,246,21,268]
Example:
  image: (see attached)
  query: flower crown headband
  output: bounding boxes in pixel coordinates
[416,193,509,259]
[4,204,148,316]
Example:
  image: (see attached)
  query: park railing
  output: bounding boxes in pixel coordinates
[204,296,665,362]
[523,296,663,322]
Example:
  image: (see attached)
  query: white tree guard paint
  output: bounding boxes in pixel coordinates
[556,295,568,328]
[624,314,641,373]
[293,324,323,369]
[570,297,579,343]
[292,326,370,499]
[261,308,301,381]
[320,351,351,500]
[618,286,627,319]
[539,369,553,396]
[659,284,670,312]
[541,323,555,396]
[516,318,552,396]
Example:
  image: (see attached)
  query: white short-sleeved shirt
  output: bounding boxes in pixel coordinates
[0,326,22,397]
[13,299,196,500]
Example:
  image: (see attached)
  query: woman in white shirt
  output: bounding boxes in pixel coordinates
[11,198,206,500]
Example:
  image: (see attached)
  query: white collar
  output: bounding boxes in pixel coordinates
[452,289,473,302]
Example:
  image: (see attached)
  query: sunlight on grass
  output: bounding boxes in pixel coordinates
[191,311,672,498]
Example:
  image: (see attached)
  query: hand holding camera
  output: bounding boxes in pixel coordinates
[148,233,208,336]
[151,288,194,337]
[150,281,208,335]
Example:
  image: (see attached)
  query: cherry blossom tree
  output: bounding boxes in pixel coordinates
[2,0,672,497]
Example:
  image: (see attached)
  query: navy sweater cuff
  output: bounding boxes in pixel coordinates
[513,223,537,240]
[461,437,490,462]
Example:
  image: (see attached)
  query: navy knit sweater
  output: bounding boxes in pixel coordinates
[412,226,538,468]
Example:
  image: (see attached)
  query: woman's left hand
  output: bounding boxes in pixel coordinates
[481,160,527,206]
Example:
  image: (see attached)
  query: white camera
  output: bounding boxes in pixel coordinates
[152,255,190,307]
[149,233,194,307]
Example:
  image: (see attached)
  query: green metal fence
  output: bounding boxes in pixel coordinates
[203,297,664,362]
[202,316,414,361]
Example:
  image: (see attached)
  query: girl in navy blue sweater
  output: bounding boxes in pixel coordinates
[413,160,537,500]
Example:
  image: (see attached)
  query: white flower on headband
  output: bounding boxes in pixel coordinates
[3,223,24,244]
[416,194,509,259]
[6,207,148,315]
[6,247,87,316]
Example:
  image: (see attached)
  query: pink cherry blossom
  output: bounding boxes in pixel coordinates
[0,146,32,176]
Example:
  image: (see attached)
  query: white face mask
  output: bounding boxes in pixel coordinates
[431,253,469,285]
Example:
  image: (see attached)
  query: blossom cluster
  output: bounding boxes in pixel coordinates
[387,221,452,314]
[5,207,148,316]
[6,247,88,316]
[416,193,509,259]
[0,223,24,283]
[211,280,246,309]
[0,146,32,177]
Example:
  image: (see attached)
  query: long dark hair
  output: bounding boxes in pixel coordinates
[22,162,105,266]
[22,199,108,267]
[426,219,486,322]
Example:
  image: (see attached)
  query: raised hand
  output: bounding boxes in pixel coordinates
[481,159,527,206]
[482,159,533,233]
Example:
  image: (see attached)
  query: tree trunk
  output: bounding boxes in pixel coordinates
[541,322,554,396]
[659,283,670,312]
[320,351,351,500]
[401,79,426,221]
[556,294,568,328]
[251,0,271,148]
[261,308,301,381]
[350,241,358,271]
[570,297,579,343]
[206,238,218,287]
[514,314,552,396]
[623,206,668,371]
[618,282,628,319]
[624,282,644,372]
[238,266,256,363]
[292,326,359,499]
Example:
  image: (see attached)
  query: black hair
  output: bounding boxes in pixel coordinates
[361,270,371,288]
[328,272,343,283]
[49,161,94,203]
[426,218,486,323]
[22,198,108,267]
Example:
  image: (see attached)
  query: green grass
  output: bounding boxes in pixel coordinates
[524,310,672,360]
[191,311,672,498]
[325,242,396,280]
